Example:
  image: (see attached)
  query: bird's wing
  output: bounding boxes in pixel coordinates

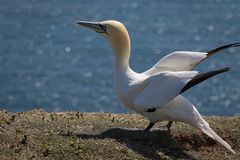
[144,42,240,75]
[144,51,207,74]
[133,67,230,110]
[133,71,198,109]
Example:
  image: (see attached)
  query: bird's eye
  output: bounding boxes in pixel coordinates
[98,23,107,32]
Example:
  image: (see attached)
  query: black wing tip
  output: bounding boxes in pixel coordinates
[231,42,240,47]
[216,67,231,73]
[207,42,240,56]
[180,67,231,94]
[226,42,240,49]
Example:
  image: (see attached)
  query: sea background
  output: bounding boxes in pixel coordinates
[0,0,240,115]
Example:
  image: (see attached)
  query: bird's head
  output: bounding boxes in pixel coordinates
[76,20,127,39]
[76,20,130,57]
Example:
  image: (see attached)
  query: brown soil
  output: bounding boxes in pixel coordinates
[0,110,239,160]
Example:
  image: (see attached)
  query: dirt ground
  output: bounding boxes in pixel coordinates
[0,110,239,160]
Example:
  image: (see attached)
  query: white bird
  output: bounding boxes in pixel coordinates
[76,20,239,153]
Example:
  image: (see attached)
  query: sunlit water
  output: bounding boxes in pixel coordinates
[0,0,240,115]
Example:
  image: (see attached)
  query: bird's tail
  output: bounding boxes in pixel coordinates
[167,95,235,153]
[199,121,235,154]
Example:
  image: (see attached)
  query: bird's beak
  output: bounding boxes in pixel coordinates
[76,21,108,35]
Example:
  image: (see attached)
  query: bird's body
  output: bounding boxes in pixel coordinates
[76,20,239,153]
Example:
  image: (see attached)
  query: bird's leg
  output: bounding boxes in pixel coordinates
[166,121,173,131]
[144,122,155,132]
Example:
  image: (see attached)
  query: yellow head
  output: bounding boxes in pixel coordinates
[76,20,131,64]
[76,20,130,68]
[76,20,127,39]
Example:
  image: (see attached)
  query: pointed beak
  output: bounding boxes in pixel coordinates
[76,21,108,35]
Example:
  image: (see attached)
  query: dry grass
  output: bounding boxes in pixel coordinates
[0,110,239,160]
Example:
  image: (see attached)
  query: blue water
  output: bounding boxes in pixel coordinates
[0,0,240,115]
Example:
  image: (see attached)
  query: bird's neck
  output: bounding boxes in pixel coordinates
[110,33,131,73]
[114,47,130,72]
[109,31,139,91]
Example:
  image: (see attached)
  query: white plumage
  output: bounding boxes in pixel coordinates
[76,20,239,153]
[144,51,207,74]
[133,71,198,109]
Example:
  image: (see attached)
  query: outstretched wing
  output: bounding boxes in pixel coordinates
[144,42,240,75]
[144,51,207,75]
[134,67,230,110]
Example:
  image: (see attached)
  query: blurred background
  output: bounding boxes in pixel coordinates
[0,0,240,115]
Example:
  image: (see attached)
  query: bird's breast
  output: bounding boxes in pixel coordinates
[115,84,133,107]
[115,79,149,110]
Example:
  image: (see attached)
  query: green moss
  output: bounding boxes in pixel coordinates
[41,144,53,157]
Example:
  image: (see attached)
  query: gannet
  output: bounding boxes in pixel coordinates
[76,20,239,153]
